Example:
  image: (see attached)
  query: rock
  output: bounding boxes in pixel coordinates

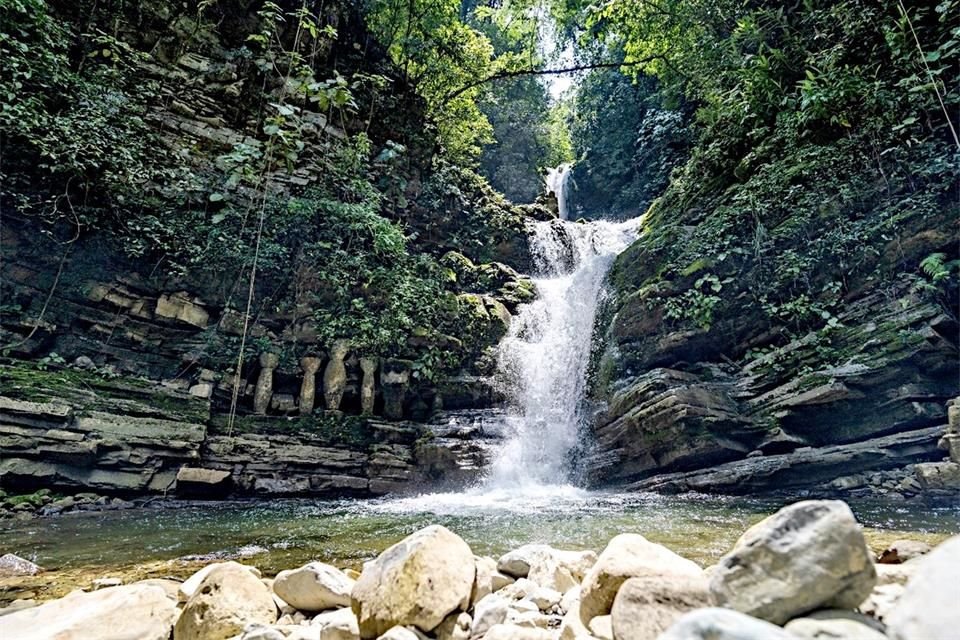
[528,555,578,593]
[312,607,361,640]
[559,602,595,640]
[174,562,277,640]
[784,610,887,640]
[559,587,580,615]
[472,556,498,605]
[913,461,960,490]
[351,525,475,638]
[241,625,288,640]
[434,612,471,640]
[481,624,555,640]
[92,577,123,589]
[0,599,37,618]
[529,587,562,611]
[176,467,232,497]
[499,577,538,600]
[709,500,876,624]
[377,627,424,640]
[497,545,547,578]
[579,534,703,624]
[657,608,796,640]
[471,594,510,637]
[0,583,177,640]
[877,539,932,564]
[498,545,596,581]
[589,615,613,640]
[179,561,261,602]
[858,583,903,622]
[610,575,712,640]
[273,562,355,612]
[886,534,960,640]
[0,553,42,577]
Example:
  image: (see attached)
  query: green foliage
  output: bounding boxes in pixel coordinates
[568,67,689,218]
[365,0,500,162]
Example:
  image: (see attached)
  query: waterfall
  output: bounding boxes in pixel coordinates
[545,164,572,220]
[486,215,641,489]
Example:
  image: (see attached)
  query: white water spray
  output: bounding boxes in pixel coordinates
[545,164,572,220]
[485,213,641,489]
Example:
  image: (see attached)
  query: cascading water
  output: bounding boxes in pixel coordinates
[485,214,641,489]
[544,164,572,220]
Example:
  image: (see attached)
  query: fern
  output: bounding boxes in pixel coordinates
[920,253,960,284]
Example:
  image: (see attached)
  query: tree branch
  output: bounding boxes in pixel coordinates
[441,57,662,104]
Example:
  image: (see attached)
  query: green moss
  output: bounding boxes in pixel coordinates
[208,412,376,451]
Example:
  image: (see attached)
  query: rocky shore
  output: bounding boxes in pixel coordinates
[1,498,954,640]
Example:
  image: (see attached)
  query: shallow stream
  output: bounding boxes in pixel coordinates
[2,486,957,580]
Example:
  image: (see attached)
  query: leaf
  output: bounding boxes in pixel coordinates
[209,192,224,202]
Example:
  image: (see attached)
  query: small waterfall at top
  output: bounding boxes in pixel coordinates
[484,183,641,490]
[545,164,572,220]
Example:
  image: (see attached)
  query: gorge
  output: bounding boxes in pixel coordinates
[0,0,958,635]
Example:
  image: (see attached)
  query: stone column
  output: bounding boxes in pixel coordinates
[298,356,322,415]
[359,357,378,416]
[381,359,411,421]
[323,340,349,411]
[253,352,279,415]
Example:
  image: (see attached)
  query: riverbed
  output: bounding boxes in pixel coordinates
[2,486,957,604]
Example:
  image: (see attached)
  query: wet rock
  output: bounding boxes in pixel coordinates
[579,533,703,623]
[784,609,886,640]
[610,574,712,640]
[273,562,354,612]
[709,500,876,624]
[174,562,277,640]
[886,534,960,640]
[0,583,177,640]
[351,525,474,638]
[913,461,960,490]
[876,539,932,564]
[657,608,795,640]
[0,553,42,577]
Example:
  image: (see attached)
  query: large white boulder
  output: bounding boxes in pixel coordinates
[273,562,354,612]
[498,545,596,582]
[610,574,711,640]
[0,583,177,640]
[709,500,876,625]
[580,534,703,624]
[175,562,277,639]
[351,525,475,638]
[886,534,960,640]
[656,608,795,640]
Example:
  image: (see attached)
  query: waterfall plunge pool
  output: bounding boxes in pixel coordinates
[1,486,957,603]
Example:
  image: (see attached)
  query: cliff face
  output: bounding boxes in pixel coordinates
[587,117,958,495]
[0,0,532,496]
